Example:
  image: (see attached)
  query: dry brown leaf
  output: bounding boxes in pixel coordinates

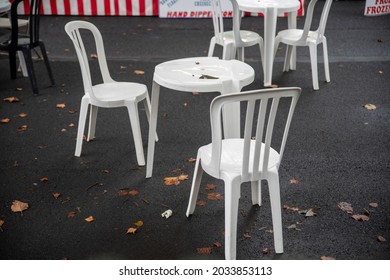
[52,193,60,199]
[196,247,212,255]
[134,220,144,227]
[134,70,145,75]
[207,193,224,201]
[377,236,386,243]
[262,246,269,255]
[68,123,75,127]
[56,103,66,109]
[213,241,222,248]
[187,157,196,163]
[11,200,29,213]
[67,211,76,218]
[17,125,28,132]
[196,200,206,206]
[178,174,189,181]
[320,256,336,260]
[129,189,139,196]
[126,227,137,234]
[289,177,299,185]
[0,118,10,124]
[363,103,376,110]
[85,216,95,222]
[369,202,378,208]
[283,204,300,212]
[204,184,217,191]
[18,113,28,118]
[3,96,20,102]
[351,214,369,221]
[90,53,98,59]
[68,109,77,114]
[338,202,353,214]
[40,177,49,182]
[118,189,130,196]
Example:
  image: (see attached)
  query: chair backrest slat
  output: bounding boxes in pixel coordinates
[210,0,225,44]
[209,88,301,179]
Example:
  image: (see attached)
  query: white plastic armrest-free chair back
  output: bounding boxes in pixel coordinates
[186,87,301,260]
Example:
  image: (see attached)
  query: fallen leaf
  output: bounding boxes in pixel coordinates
[243,232,251,239]
[40,177,49,182]
[129,189,139,196]
[262,247,269,255]
[163,177,180,185]
[196,200,206,206]
[134,70,145,75]
[369,202,378,208]
[134,220,144,227]
[67,211,76,218]
[363,103,376,110]
[0,219,4,231]
[213,242,222,248]
[178,174,189,181]
[68,109,77,114]
[204,184,217,191]
[85,216,95,222]
[377,236,386,243]
[11,200,29,213]
[56,103,66,109]
[196,247,212,255]
[283,204,300,212]
[287,223,301,231]
[338,202,353,214]
[90,53,98,59]
[17,125,28,132]
[18,113,28,118]
[320,256,336,260]
[3,97,20,102]
[68,123,75,127]
[271,84,279,88]
[187,157,196,163]
[52,193,60,199]
[289,177,299,185]
[305,208,318,217]
[351,214,369,221]
[0,118,10,124]
[207,193,224,201]
[126,227,137,234]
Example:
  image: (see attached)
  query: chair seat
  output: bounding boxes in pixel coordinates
[277,29,321,45]
[199,139,280,177]
[92,82,147,103]
[221,30,263,47]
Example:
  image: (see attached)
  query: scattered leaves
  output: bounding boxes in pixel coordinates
[283,204,300,212]
[11,200,29,213]
[19,113,28,118]
[196,200,206,207]
[117,188,139,196]
[299,208,318,217]
[338,202,353,214]
[126,227,137,234]
[17,125,28,132]
[287,223,302,231]
[85,216,95,222]
[207,193,224,201]
[351,214,369,221]
[196,247,212,255]
[204,184,217,191]
[0,118,10,124]
[134,220,144,227]
[68,109,77,114]
[289,177,299,185]
[52,193,61,199]
[67,211,76,218]
[90,53,98,59]
[187,157,196,163]
[3,97,20,102]
[213,242,222,248]
[377,236,386,243]
[134,70,145,75]
[363,103,376,110]
[262,247,269,255]
[40,177,49,182]
[369,202,378,208]
[321,256,336,260]
[56,103,66,109]
[0,219,4,231]
[163,174,188,185]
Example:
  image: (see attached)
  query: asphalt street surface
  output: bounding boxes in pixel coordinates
[0,1,389,260]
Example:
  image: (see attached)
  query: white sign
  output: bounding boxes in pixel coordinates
[365,0,390,16]
[159,0,233,18]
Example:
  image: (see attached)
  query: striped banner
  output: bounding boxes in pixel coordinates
[11,0,159,16]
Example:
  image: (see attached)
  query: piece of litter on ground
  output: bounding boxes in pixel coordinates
[161,209,173,219]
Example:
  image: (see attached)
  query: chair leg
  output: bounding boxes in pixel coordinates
[309,44,319,90]
[224,178,241,260]
[236,47,244,62]
[186,154,204,217]
[208,37,216,57]
[258,39,264,72]
[322,37,330,83]
[267,171,283,254]
[75,97,89,157]
[9,50,17,79]
[142,97,158,142]
[87,105,98,141]
[127,102,145,166]
[21,48,39,95]
[39,42,55,86]
[283,45,293,72]
[251,180,262,206]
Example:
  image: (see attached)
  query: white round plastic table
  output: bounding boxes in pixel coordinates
[236,0,300,87]
[146,57,255,178]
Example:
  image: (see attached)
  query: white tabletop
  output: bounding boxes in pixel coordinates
[0,1,11,15]
[236,0,300,13]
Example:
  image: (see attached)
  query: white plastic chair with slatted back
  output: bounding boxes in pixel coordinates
[274,0,333,90]
[186,87,301,260]
[65,20,155,166]
[208,0,263,64]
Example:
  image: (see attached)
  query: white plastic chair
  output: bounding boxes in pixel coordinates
[208,0,263,64]
[186,87,301,260]
[274,0,333,90]
[65,21,155,166]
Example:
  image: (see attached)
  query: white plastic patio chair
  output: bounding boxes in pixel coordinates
[274,0,333,90]
[208,0,263,64]
[65,20,155,166]
[186,87,301,260]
